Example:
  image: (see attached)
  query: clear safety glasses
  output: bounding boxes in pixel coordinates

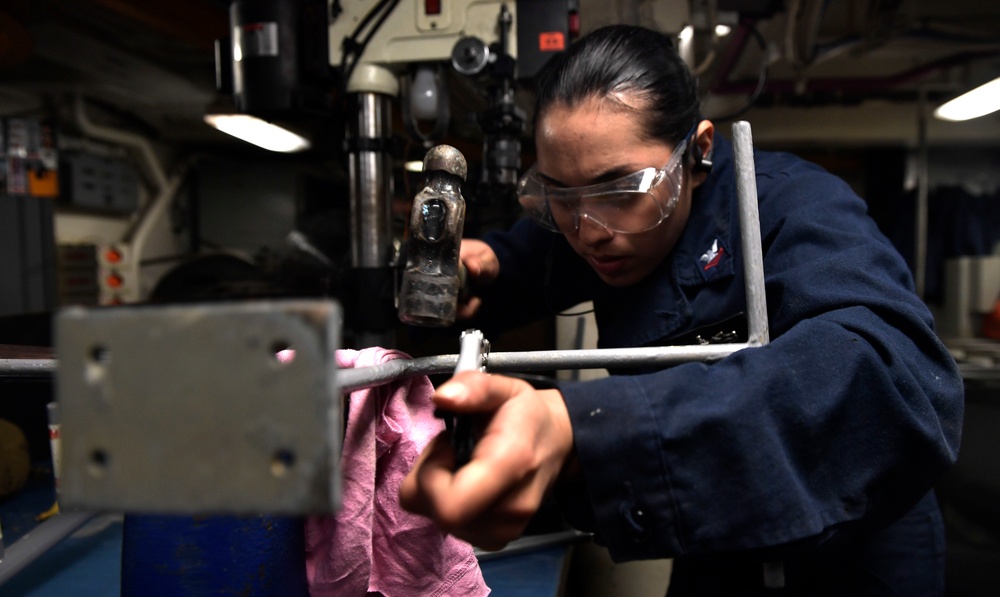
[517,136,690,234]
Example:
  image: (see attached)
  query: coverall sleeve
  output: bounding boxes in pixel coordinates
[555,166,964,561]
[471,219,594,336]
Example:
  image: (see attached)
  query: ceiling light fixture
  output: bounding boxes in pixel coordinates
[934,76,1000,122]
[203,113,311,153]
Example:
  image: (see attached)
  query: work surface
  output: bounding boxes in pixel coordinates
[0,470,571,597]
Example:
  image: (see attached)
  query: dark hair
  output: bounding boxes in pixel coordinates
[533,25,700,147]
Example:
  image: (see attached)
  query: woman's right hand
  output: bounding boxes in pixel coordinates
[458,239,499,319]
[399,371,575,551]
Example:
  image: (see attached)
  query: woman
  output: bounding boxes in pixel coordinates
[400,24,963,595]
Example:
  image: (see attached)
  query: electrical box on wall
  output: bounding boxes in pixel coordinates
[61,153,139,213]
[55,243,136,307]
[0,118,60,199]
[97,243,134,306]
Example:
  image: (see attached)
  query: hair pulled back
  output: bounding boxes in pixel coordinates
[533,25,700,147]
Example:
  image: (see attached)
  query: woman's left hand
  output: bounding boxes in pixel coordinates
[399,371,575,550]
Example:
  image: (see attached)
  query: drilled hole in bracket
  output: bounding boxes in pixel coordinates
[272,341,294,364]
[89,448,110,477]
[89,345,110,365]
[271,448,296,477]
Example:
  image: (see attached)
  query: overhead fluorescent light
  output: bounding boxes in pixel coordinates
[934,76,1000,122]
[203,113,311,153]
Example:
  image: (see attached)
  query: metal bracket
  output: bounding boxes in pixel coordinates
[55,300,342,514]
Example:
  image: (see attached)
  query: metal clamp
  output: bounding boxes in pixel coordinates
[455,328,490,372]
[439,329,490,469]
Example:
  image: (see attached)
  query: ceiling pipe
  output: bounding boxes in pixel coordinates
[72,94,168,191]
[72,94,188,302]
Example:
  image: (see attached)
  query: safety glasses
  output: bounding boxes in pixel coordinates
[517,136,690,234]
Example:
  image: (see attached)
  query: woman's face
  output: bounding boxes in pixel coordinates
[535,97,707,287]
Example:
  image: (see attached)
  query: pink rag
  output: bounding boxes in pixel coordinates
[305,347,490,597]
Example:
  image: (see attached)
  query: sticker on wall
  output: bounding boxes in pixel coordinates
[539,32,565,52]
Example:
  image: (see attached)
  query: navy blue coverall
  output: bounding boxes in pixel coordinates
[473,134,964,595]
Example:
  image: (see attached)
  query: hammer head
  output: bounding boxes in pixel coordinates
[397,145,468,327]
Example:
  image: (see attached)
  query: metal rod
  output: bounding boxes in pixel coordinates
[0,358,56,377]
[337,354,458,392]
[5,342,753,392]
[337,343,750,393]
[0,511,97,586]
[732,121,770,346]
